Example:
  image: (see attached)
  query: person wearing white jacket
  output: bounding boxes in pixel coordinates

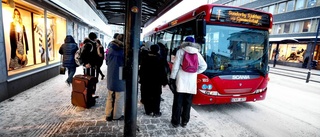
[170,36,207,128]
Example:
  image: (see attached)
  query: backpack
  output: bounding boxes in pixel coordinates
[74,47,83,66]
[75,43,93,66]
[181,51,198,73]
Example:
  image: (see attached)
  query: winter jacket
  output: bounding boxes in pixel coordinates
[97,46,105,67]
[170,42,207,95]
[107,39,125,91]
[81,39,99,67]
[139,51,168,91]
[59,36,78,68]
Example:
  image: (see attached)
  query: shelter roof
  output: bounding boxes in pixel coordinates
[91,0,182,27]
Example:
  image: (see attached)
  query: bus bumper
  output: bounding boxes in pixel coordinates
[192,91,267,105]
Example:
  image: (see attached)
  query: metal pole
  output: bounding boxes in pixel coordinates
[306,19,320,83]
[124,0,141,136]
[273,43,279,67]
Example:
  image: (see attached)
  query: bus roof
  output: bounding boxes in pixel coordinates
[145,4,272,37]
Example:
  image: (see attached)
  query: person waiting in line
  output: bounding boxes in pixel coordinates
[59,35,79,86]
[157,39,170,102]
[139,44,168,117]
[81,32,99,78]
[138,41,152,104]
[169,36,207,128]
[96,39,105,80]
[105,34,125,121]
[81,32,100,98]
[108,33,119,49]
[105,33,120,65]
[157,39,169,61]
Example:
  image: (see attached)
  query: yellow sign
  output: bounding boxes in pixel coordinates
[228,11,262,25]
[169,20,178,26]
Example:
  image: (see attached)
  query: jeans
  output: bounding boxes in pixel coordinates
[67,67,76,83]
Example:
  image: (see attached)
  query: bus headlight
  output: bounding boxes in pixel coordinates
[254,87,267,93]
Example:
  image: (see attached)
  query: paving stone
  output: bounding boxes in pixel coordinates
[0,65,215,137]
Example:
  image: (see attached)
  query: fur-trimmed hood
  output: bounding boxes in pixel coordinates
[180,42,200,54]
[111,39,124,47]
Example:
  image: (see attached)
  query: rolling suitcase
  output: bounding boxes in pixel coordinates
[71,73,98,108]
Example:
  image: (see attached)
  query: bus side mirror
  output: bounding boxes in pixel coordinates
[196,19,206,36]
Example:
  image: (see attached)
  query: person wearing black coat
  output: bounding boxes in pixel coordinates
[139,44,168,117]
[96,39,105,80]
[81,32,99,78]
[59,35,79,86]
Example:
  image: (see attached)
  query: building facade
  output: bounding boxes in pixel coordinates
[212,0,320,69]
[0,0,112,102]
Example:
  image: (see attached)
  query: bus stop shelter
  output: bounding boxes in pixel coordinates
[90,0,183,136]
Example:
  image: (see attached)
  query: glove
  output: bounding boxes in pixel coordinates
[169,78,174,82]
[169,78,177,94]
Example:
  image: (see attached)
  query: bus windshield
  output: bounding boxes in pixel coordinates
[203,25,269,77]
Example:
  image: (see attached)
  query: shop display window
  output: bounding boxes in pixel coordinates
[270,43,307,63]
[47,11,67,65]
[2,1,66,76]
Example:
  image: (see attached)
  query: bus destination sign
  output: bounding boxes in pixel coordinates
[211,7,270,28]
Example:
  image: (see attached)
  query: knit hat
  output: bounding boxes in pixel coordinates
[185,36,195,43]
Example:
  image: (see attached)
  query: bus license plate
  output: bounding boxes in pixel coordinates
[231,97,246,102]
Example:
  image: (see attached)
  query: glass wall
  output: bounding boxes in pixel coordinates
[271,19,319,35]
[2,1,66,76]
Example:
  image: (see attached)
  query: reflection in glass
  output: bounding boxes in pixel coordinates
[293,22,302,33]
[268,5,275,14]
[307,0,316,7]
[295,0,305,10]
[204,25,269,78]
[287,0,294,12]
[277,2,286,14]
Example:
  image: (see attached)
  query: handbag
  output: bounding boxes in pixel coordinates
[60,66,66,74]
[59,55,66,75]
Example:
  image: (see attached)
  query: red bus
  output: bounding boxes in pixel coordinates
[143,4,272,105]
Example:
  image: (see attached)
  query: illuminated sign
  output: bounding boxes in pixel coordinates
[168,19,178,26]
[211,7,271,28]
